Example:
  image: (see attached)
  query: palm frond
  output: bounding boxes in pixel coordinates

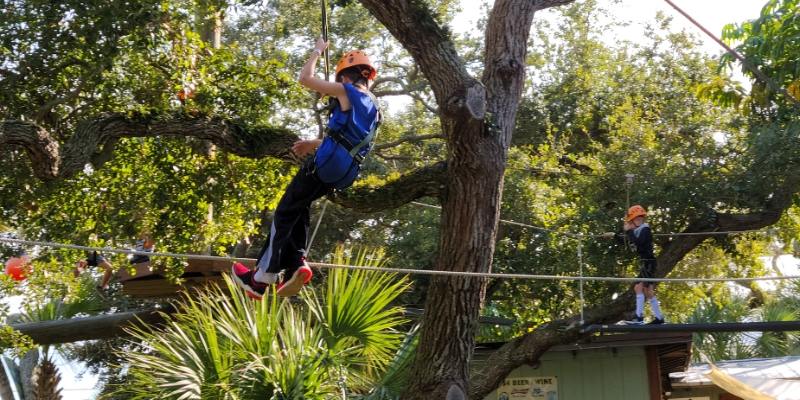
[113,248,411,399]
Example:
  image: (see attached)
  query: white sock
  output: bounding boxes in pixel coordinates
[253,269,278,284]
[650,297,664,320]
[636,294,645,318]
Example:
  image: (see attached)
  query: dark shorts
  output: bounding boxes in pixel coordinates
[87,251,106,267]
[636,259,657,287]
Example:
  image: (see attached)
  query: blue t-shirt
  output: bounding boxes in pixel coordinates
[326,83,379,155]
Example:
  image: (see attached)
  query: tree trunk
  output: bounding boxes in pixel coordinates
[396,0,539,396]
[404,117,499,398]
[31,357,61,400]
[353,0,573,397]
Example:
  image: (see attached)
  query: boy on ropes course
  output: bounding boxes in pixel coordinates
[232,38,381,300]
[606,205,666,325]
[623,205,665,324]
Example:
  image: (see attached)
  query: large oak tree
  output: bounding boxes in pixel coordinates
[3,0,800,398]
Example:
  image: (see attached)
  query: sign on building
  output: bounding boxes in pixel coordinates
[497,376,558,400]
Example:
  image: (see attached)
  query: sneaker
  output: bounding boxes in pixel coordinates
[647,318,665,325]
[231,262,267,300]
[624,316,644,325]
[276,260,313,297]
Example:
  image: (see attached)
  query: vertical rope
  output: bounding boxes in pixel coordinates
[578,240,585,325]
[305,200,329,258]
[320,0,330,81]
[622,173,635,275]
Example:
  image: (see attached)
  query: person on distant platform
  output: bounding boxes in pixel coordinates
[74,250,114,290]
[130,234,155,265]
[603,205,665,325]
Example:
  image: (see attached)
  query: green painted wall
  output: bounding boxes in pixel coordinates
[483,346,651,400]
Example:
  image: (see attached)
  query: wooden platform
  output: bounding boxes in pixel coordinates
[119,258,255,298]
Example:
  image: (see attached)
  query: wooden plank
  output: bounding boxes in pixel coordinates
[122,275,224,298]
[646,346,663,400]
[184,258,255,274]
[117,261,160,281]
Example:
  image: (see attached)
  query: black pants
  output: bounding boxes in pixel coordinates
[256,160,332,276]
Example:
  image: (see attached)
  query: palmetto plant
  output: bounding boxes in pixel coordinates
[690,295,800,362]
[11,271,108,400]
[112,249,410,399]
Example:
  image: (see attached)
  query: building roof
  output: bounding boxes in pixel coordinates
[670,356,800,400]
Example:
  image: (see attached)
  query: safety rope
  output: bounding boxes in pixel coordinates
[2,237,798,284]
[661,0,800,107]
[305,200,329,259]
[577,239,585,324]
[320,0,330,81]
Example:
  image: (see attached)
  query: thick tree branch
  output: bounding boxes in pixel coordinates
[374,134,445,151]
[1,113,448,214]
[0,114,298,180]
[330,161,446,213]
[372,88,412,97]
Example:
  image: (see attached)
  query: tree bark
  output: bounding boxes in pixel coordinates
[31,357,62,400]
[0,115,298,180]
[358,0,562,397]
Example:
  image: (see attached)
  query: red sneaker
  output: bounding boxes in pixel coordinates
[230,262,267,300]
[276,261,313,297]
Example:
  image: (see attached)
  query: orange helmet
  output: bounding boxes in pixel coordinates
[335,50,377,81]
[625,205,647,222]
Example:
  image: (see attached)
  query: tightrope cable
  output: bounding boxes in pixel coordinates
[2,237,797,284]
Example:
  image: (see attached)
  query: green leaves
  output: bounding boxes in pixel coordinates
[721,0,800,107]
[307,249,410,388]
[690,293,800,362]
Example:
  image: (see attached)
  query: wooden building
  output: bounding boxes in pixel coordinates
[477,332,693,400]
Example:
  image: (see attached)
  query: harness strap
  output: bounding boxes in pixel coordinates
[347,91,381,161]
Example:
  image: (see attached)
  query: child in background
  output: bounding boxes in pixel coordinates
[74,250,114,290]
[605,205,665,324]
[130,234,155,265]
[623,205,665,324]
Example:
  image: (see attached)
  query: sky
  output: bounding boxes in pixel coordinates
[4,1,781,399]
[453,0,765,56]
